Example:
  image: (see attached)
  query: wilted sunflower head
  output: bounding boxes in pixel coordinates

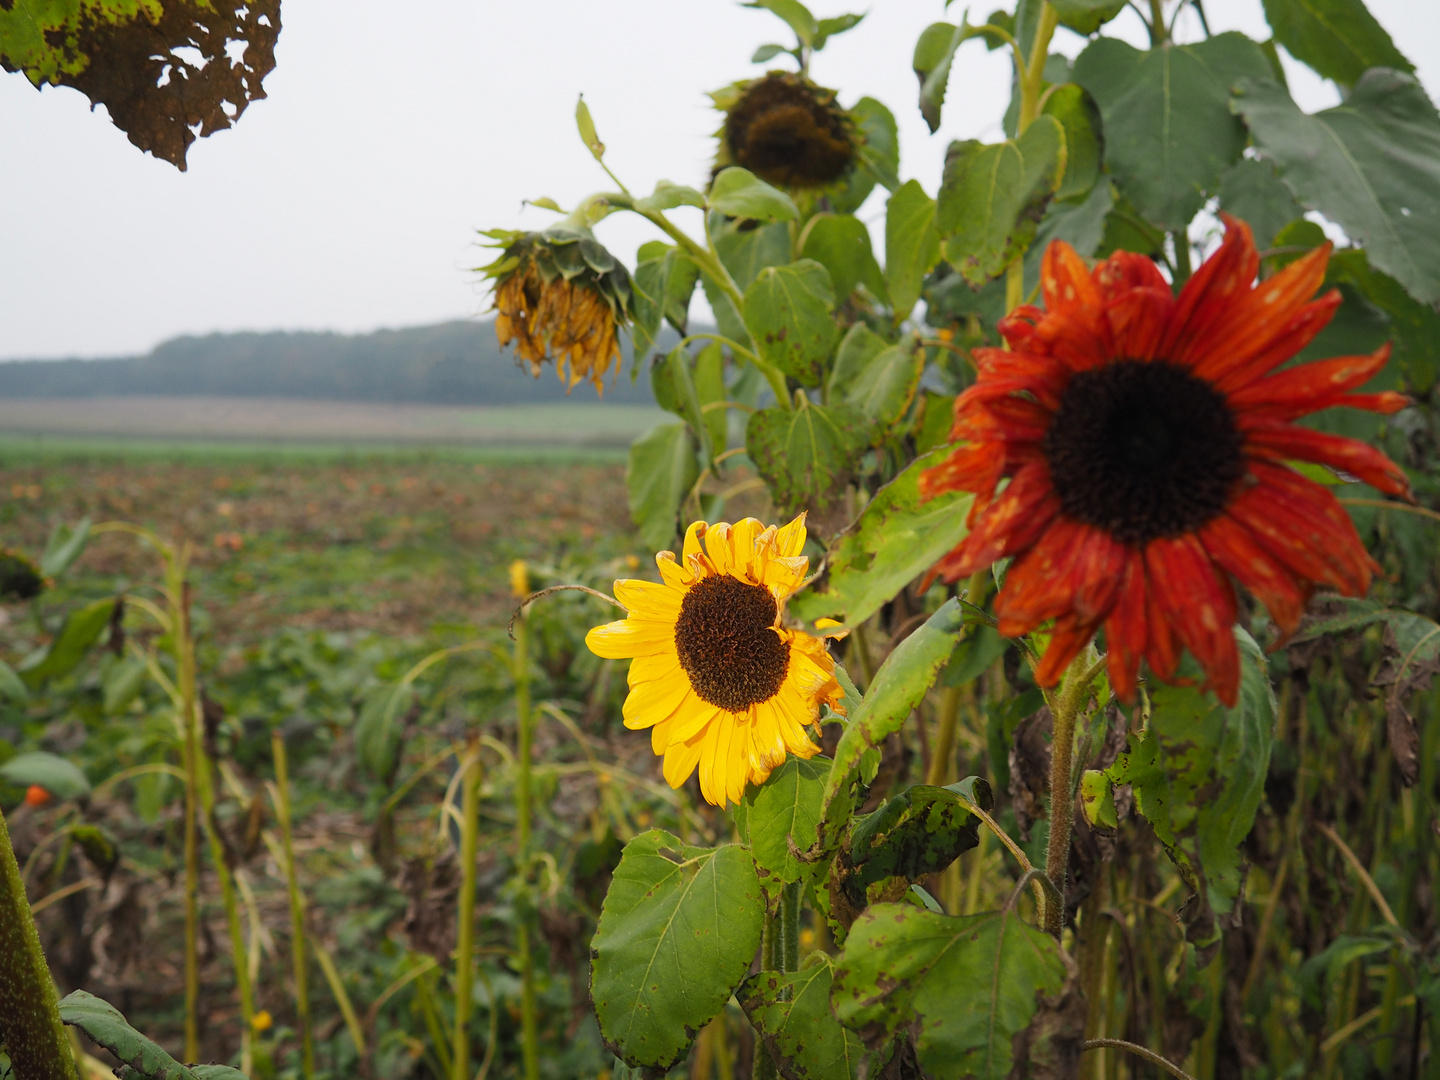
[714,72,857,190]
[0,548,47,602]
[479,227,633,396]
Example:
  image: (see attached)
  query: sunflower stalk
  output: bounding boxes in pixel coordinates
[512,605,541,1080]
[452,741,481,1080]
[0,805,79,1080]
[269,731,314,1080]
[1042,651,1104,937]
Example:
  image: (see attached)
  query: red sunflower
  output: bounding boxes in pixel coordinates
[921,216,1411,706]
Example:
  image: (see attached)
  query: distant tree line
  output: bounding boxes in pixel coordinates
[0,321,666,406]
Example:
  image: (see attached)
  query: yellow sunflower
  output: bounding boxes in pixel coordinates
[586,515,844,807]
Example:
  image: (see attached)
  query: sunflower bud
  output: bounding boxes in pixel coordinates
[480,227,633,396]
[714,72,857,190]
[0,548,47,602]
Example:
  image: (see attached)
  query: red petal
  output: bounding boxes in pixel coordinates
[1210,292,1342,394]
[919,441,1007,521]
[1105,287,1173,361]
[997,305,1047,350]
[1340,392,1410,414]
[1070,527,1130,624]
[1034,616,1101,687]
[1042,240,1105,313]
[1095,250,1170,299]
[985,396,1055,442]
[1182,241,1330,379]
[1198,513,1309,633]
[1144,573,1182,683]
[995,517,1090,634]
[1028,308,1114,372]
[1228,345,1391,418]
[942,462,1061,577]
[1243,422,1410,496]
[1226,463,1375,595]
[1103,553,1148,702]
[1145,535,1240,705]
[1161,216,1261,364]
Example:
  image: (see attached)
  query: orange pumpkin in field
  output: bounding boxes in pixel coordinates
[23,784,51,808]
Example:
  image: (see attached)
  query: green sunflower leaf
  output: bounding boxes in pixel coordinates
[800,213,887,306]
[1073,32,1274,231]
[1049,0,1126,35]
[843,337,924,444]
[590,831,764,1069]
[708,167,801,225]
[789,447,974,630]
[1232,69,1440,305]
[627,422,700,550]
[735,755,829,888]
[743,260,839,387]
[40,517,91,579]
[816,599,968,851]
[1101,628,1276,953]
[59,989,234,1080]
[739,961,865,1080]
[1259,0,1412,89]
[1216,157,1304,249]
[936,115,1067,286]
[827,323,888,402]
[885,180,942,323]
[1041,83,1103,203]
[832,903,1079,1078]
[745,399,864,516]
[355,682,416,782]
[18,596,117,686]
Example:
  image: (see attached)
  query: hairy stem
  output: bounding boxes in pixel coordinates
[0,806,78,1080]
[1017,1,1061,133]
[1042,653,1098,936]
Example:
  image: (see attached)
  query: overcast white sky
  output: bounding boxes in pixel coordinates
[2,0,1436,360]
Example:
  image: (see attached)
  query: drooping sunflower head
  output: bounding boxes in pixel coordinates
[0,548,47,602]
[712,72,857,190]
[479,227,633,396]
[921,216,1411,706]
[585,514,845,807]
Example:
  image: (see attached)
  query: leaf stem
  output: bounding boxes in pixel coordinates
[1083,1039,1197,1080]
[1017,1,1061,134]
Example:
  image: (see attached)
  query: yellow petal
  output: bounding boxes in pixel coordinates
[682,521,707,564]
[774,513,808,558]
[662,736,705,789]
[585,619,673,659]
[622,666,690,730]
[704,521,735,576]
[614,579,681,619]
[629,650,680,688]
[728,518,764,579]
[666,695,722,746]
[656,553,694,589]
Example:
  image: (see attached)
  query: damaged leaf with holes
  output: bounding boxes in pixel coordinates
[1,0,282,170]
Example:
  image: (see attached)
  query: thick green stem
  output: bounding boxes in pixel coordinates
[1017,2,1061,134]
[453,745,480,1080]
[0,806,79,1080]
[926,686,962,787]
[634,205,793,410]
[513,612,540,1080]
[1172,230,1193,285]
[272,733,314,1080]
[753,911,780,1080]
[1042,653,1099,936]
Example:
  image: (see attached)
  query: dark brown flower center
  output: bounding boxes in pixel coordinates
[1041,359,1244,546]
[674,574,790,712]
[727,74,853,189]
